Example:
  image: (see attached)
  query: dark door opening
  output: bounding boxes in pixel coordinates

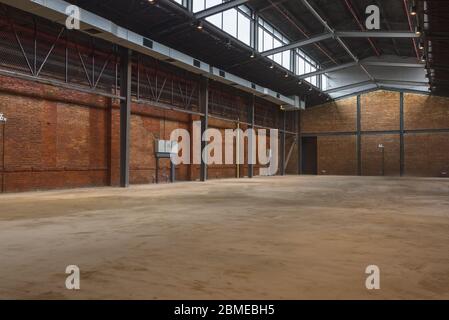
[301,137,317,175]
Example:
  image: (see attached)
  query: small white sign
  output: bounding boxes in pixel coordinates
[378,144,384,149]
[0,113,6,122]
[156,140,178,154]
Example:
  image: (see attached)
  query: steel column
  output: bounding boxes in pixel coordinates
[298,110,302,175]
[356,95,362,176]
[200,77,209,182]
[280,111,286,176]
[120,48,132,188]
[400,92,405,176]
[248,94,255,178]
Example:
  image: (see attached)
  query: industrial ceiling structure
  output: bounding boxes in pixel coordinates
[23,0,449,105]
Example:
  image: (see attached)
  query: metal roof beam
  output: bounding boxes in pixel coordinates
[324,81,374,94]
[336,31,420,38]
[299,60,425,80]
[300,0,377,83]
[325,79,429,94]
[377,79,429,87]
[260,33,332,56]
[194,0,250,19]
[298,62,358,79]
[362,61,424,68]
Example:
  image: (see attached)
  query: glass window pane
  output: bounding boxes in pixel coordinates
[206,12,222,28]
[264,31,273,51]
[258,27,264,52]
[282,51,290,70]
[297,55,305,75]
[237,12,250,45]
[273,38,281,49]
[192,0,205,13]
[274,52,282,65]
[206,0,221,8]
[223,9,237,38]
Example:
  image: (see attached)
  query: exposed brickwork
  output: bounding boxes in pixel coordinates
[301,90,449,177]
[361,91,400,131]
[285,135,299,174]
[301,97,357,133]
[2,72,448,192]
[404,133,449,177]
[361,135,400,176]
[404,93,449,130]
[317,135,357,176]
[0,75,284,192]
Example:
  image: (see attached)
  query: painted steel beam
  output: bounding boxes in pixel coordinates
[299,0,376,83]
[362,61,424,68]
[260,33,333,56]
[297,62,357,79]
[195,0,250,19]
[326,79,429,94]
[377,79,429,87]
[298,60,425,80]
[120,48,132,188]
[336,31,420,38]
[324,81,374,94]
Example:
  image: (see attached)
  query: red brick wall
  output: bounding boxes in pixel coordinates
[0,75,282,192]
[300,90,449,177]
[405,133,449,177]
[0,75,197,192]
[361,135,400,176]
[404,93,449,130]
[301,97,356,133]
[0,76,111,192]
[317,135,357,175]
[361,91,400,131]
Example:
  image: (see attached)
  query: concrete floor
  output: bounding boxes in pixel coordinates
[0,176,449,299]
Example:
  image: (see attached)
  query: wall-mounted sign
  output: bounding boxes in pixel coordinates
[0,113,7,122]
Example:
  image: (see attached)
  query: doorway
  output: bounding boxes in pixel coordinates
[301,137,317,175]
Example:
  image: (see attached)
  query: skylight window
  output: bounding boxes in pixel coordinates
[170,0,326,91]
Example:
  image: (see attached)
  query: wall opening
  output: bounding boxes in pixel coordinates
[301,137,317,175]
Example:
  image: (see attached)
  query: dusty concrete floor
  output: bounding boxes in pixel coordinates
[0,176,449,299]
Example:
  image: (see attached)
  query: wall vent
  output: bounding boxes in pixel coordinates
[143,38,153,49]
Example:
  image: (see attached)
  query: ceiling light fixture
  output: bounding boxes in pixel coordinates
[195,21,203,30]
[415,26,422,36]
[410,2,417,16]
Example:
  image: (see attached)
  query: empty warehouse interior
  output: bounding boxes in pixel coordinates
[0,0,448,303]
